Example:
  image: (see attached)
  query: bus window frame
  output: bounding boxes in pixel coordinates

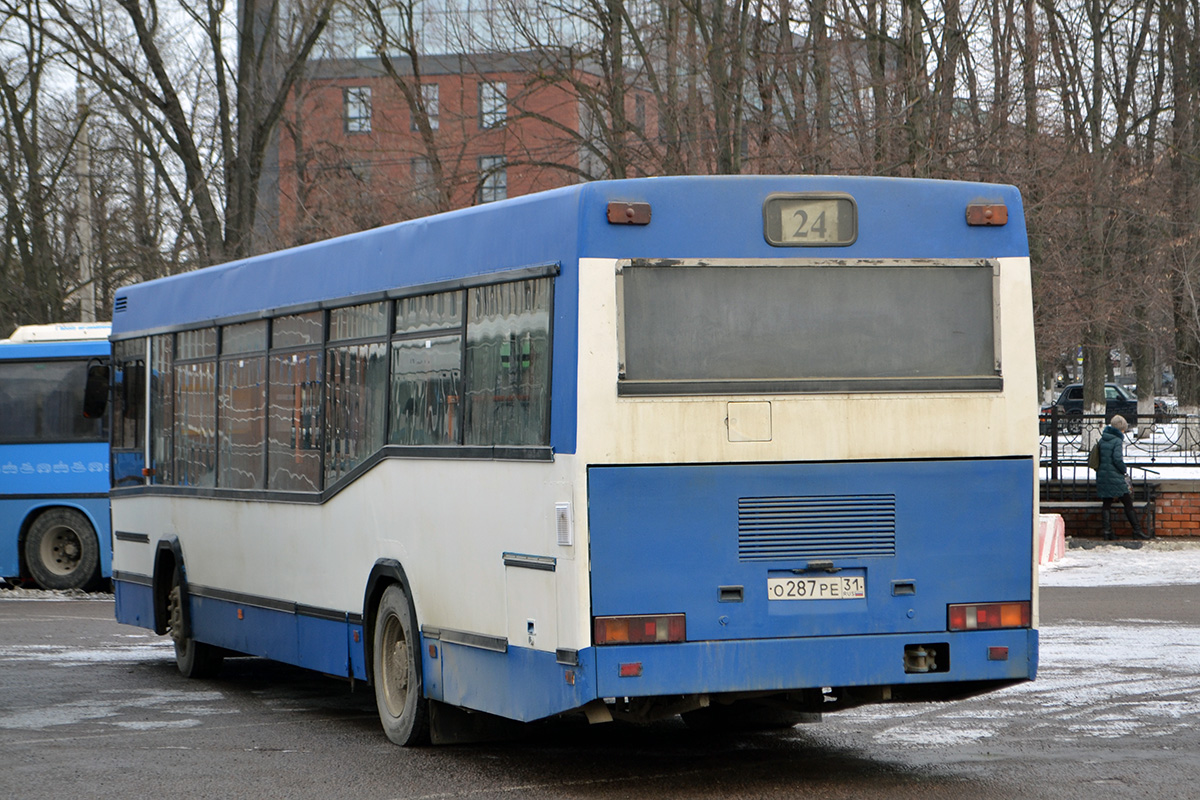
[615,257,1004,397]
[106,263,560,501]
[0,356,109,444]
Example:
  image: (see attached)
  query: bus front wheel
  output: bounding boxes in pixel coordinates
[372,584,430,746]
[25,509,100,591]
[167,568,223,679]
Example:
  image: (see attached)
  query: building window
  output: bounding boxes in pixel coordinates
[479,81,507,129]
[344,86,372,134]
[414,83,439,131]
[411,157,437,205]
[478,156,507,203]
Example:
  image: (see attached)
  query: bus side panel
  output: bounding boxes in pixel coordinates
[114,577,155,629]
[0,501,28,577]
[0,497,112,580]
[113,578,370,680]
[431,639,596,722]
[0,442,112,579]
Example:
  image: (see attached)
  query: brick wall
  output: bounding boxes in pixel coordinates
[1045,484,1200,539]
[1154,491,1200,536]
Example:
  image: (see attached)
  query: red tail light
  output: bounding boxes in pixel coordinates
[948,602,1031,631]
[594,614,686,645]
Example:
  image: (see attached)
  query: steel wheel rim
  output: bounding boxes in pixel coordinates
[380,612,410,718]
[39,525,82,577]
[167,584,189,656]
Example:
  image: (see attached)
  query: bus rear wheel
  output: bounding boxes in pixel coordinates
[25,509,100,591]
[167,568,224,679]
[372,584,430,746]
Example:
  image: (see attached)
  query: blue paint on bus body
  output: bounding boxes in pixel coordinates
[423,638,597,722]
[113,578,154,628]
[588,459,1035,641]
[109,176,1029,457]
[592,629,1038,698]
[114,581,369,681]
[1,333,113,582]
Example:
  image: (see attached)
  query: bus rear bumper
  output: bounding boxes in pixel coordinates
[592,628,1037,700]
[425,627,1036,723]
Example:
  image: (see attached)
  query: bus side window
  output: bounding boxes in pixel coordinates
[83,361,110,419]
[122,361,146,419]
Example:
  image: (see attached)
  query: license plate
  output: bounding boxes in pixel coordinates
[767,575,866,601]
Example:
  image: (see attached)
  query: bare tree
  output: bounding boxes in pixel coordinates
[39,0,334,266]
[0,0,82,331]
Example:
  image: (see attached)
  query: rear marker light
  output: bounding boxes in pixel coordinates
[965,203,1008,226]
[948,602,1031,631]
[988,646,1010,661]
[607,201,652,225]
[618,662,643,678]
[593,614,686,645]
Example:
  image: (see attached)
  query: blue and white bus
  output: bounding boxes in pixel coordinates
[1,323,113,590]
[109,176,1038,744]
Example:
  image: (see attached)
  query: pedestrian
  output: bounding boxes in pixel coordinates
[1096,415,1152,541]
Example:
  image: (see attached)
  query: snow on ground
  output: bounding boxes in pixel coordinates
[841,541,1200,750]
[1040,539,1200,587]
[0,585,110,600]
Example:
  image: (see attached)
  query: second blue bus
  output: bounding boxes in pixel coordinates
[0,323,112,590]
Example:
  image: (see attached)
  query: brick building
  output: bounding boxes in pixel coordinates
[276,53,591,245]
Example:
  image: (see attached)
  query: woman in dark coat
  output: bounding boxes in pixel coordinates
[1096,415,1152,540]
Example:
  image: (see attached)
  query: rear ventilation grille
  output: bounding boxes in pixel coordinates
[113,296,128,313]
[738,494,896,561]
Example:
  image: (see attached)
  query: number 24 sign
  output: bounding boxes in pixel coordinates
[763,194,857,247]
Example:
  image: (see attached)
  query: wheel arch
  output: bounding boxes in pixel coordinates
[363,558,418,686]
[152,536,185,636]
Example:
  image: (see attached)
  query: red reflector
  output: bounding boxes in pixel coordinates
[947,602,1031,631]
[988,646,1010,661]
[607,201,651,225]
[618,662,643,677]
[593,614,686,645]
[965,203,1008,226]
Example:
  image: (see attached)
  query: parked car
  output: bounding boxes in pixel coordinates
[1038,383,1168,434]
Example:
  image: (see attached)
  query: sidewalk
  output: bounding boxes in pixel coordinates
[1041,538,1200,587]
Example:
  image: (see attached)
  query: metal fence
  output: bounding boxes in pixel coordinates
[1040,407,1200,473]
[1039,408,1176,506]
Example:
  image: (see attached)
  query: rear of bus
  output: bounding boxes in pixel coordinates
[573,178,1037,718]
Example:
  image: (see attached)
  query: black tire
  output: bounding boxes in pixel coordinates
[1065,412,1082,435]
[24,508,101,591]
[167,567,224,679]
[372,584,430,746]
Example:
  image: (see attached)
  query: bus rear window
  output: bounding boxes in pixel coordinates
[0,360,106,443]
[617,260,1001,395]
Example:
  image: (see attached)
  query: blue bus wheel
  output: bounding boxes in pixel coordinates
[25,509,100,592]
[372,584,430,746]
